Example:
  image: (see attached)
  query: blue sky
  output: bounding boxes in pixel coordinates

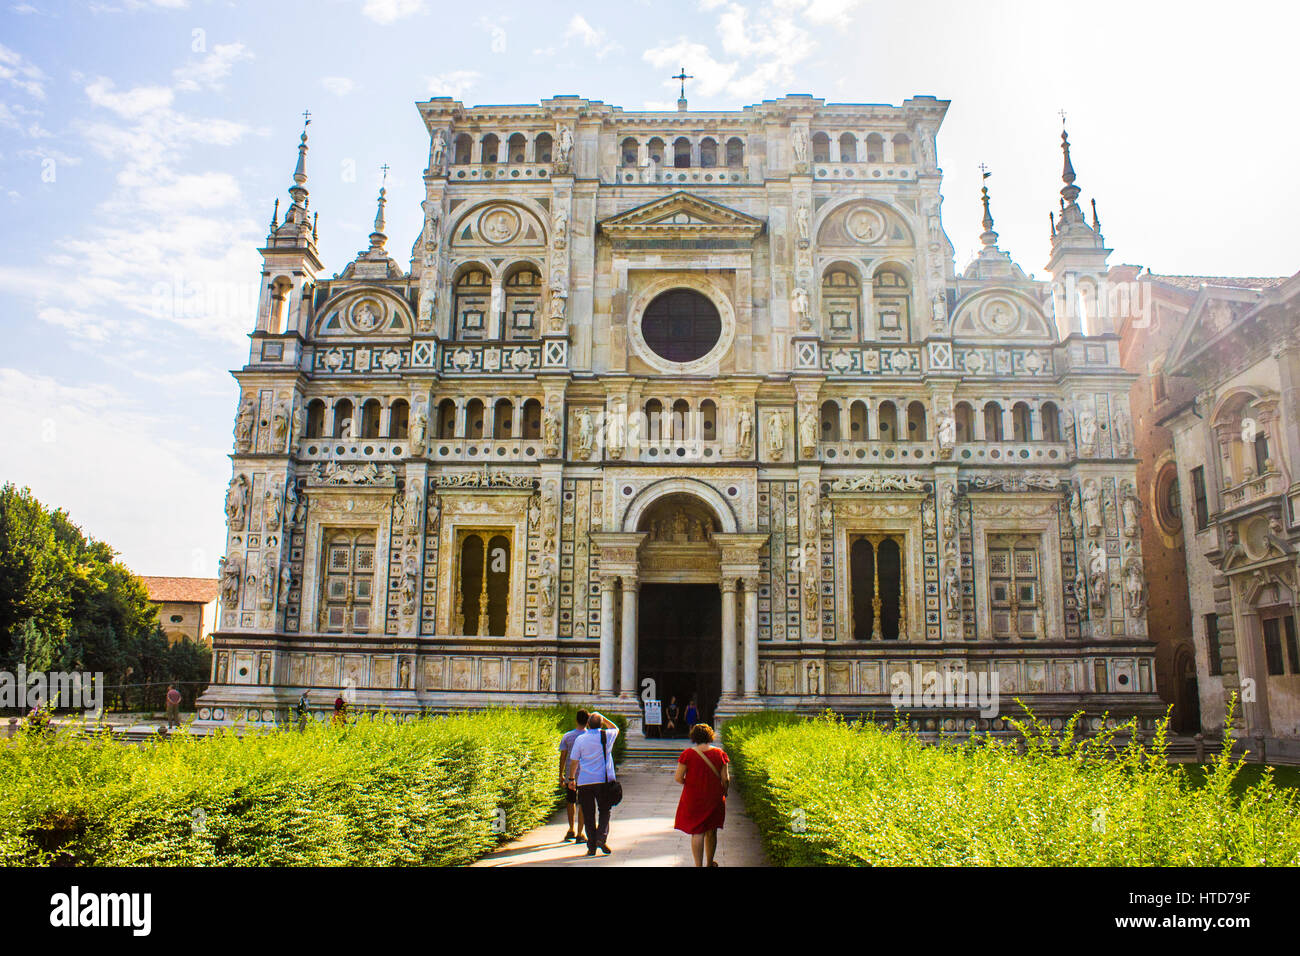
[1,0,1296,576]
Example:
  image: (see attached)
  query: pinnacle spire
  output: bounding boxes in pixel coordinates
[1059,119,1080,207]
[367,168,389,256]
[277,112,313,242]
[978,164,998,247]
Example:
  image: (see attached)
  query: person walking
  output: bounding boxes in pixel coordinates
[164,685,182,729]
[673,723,730,867]
[665,696,679,737]
[684,698,699,729]
[566,711,619,857]
[332,694,347,725]
[296,690,311,731]
[558,709,588,843]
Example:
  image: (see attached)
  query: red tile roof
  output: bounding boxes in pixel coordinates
[1147,274,1288,292]
[141,576,220,604]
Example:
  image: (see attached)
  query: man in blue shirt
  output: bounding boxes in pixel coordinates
[558,709,588,843]
[566,712,619,856]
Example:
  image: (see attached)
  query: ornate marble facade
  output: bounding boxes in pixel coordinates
[195,92,1162,735]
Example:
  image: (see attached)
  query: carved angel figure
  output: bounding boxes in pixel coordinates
[1082,478,1103,538]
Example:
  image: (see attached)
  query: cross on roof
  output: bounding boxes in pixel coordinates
[1058,108,1067,126]
[302,109,312,127]
[979,162,991,179]
[672,67,693,100]
[380,163,390,186]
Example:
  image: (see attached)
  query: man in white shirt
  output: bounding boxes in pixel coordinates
[566,712,619,856]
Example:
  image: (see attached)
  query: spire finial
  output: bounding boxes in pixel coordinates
[270,197,279,230]
[1059,111,1080,206]
[368,164,389,255]
[1091,197,1101,232]
[978,163,997,247]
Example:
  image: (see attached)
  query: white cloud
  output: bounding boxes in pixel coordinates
[425,70,480,98]
[0,367,231,576]
[360,0,424,25]
[84,77,174,118]
[321,75,355,96]
[0,101,51,137]
[172,42,252,92]
[0,42,47,99]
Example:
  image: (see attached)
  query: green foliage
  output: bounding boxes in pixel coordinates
[0,484,209,712]
[0,708,572,866]
[724,709,1300,866]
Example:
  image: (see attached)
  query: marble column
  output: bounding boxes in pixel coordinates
[619,577,638,698]
[720,578,738,697]
[742,576,759,696]
[599,575,616,696]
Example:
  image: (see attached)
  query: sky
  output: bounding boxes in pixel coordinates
[0,0,1296,577]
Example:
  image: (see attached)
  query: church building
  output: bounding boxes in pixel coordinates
[195,89,1163,736]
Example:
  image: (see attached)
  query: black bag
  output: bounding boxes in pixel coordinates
[600,727,623,806]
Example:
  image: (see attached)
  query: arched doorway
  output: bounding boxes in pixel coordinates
[1172,645,1201,734]
[635,493,723,729]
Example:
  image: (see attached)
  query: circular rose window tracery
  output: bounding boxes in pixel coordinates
[640,289,722,364]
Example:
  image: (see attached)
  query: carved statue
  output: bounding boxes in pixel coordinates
[429,127,447,170]
[944,562,962,616]
[410,405,428,454]
[291,403,305,454]
[272,400,291,451]
[795,203,810,242]
[216,652,228,684]
[264,475,283,530]
[1120,481,1142,538]
[607,404,625,460]
[391,490,406,531]
[820,499,833,533]
[931,291,948,330]
[234,398,256,451]
[1123,557,1146,616]
[426,494,441,533]
[576,407,595,459]
[258,653,271,685]
[791,285,811,331]
[941,482,958,542]
[1112,407,1132,456]
[1082,478,1103,538]
[555,125,574,165]
[400,658,412,689]
[1088,544,1108,606]
[936,407,956,458]
[1074,567,1088,620]
[805,660,821,696]
[551,207,568,247]
[798,406,818,459]
[539,558,556,616]
[259,557,274,608]
[766,410,785,459]
[1068,480,1084,540]
[405,486,422,539]
[1077,407,1097,456]
[736,407,754,457]
[539,659,552,693]
[283,481,300,532]
[401,556,418,616]
[278,558,292,609]
[542,407,562,457]
[1062,406,1076,452]
[547,274,567,332]
[225,474,248,531]
[541,482,559,548]
[791,127,808,165]
[219,554,242,608]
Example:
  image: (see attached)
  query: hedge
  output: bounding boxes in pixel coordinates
[0,708,580,866]
[724,710,1300,866]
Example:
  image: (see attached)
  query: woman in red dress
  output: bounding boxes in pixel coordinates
[673,723,730,867]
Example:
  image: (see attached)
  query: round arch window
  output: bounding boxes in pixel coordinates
[640,289,722,364]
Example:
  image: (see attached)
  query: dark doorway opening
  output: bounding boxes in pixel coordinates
[639,583,721,733]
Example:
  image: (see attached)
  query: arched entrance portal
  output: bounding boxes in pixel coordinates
[636,494,723,728]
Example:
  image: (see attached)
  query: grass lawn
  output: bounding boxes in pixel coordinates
[1180,762,1300,794]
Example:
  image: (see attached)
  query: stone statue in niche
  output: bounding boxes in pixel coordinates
[220,554,242,608]
[542,406,562,457]
[429,128,447,171]
[1062,406,1076,452]
[538,557,556,616]
[736,407,754,457]
[791,127,808,167]
[258,653,271,685]
[417,201,441,332]
[575,407,595,459]
[1081,478,1103,539]
[225,473,248,531]
[820,499,833,534]
[528,493,541,536]
[283,481,300,532]
[931,291,948,331]
[272,400,291,451]
[791,285,811,331]
[541,482,559,550]
[1077,407,1098,456]
[1123,557,1146,616]
[795,203,810,243]
[548,272,568,333]
[291,402,305,454]
[278,558,292,610]
[409,404,428,454]
[355,303,380,331]
[391,490,406,532]
[944,561,962,617]
[1112,406,1132,457]
[539,659,552,693]
[1088,544,1108,606]
[606,404,625,460]
[401,556,418,615]
[936,407,956,458]
[805,660,822,696]
[400,658,412,689]
[1074,567,1088,620]
[766,410,785,459]
[798,406,818,458]
[216,652,228,684]
[1120,481,1142,539]
[556,125,574,166]
[264,475,283,530]
[1068,480,1083,541]
[259,557,274,609]
[426,494,441,533]
[234,397,256,451]
[941,483,958,543]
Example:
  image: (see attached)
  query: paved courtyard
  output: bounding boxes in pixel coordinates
[475,758,770,867]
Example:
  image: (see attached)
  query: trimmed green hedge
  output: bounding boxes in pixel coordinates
[724,711,1300,866]
[0,708,575,866]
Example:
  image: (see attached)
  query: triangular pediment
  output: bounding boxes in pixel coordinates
[1166,286,1267,374]
[598,191,765,243]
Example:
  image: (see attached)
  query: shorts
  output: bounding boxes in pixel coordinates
[565,785,578,805]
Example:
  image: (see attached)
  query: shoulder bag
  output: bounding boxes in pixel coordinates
[600,727,623,806]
